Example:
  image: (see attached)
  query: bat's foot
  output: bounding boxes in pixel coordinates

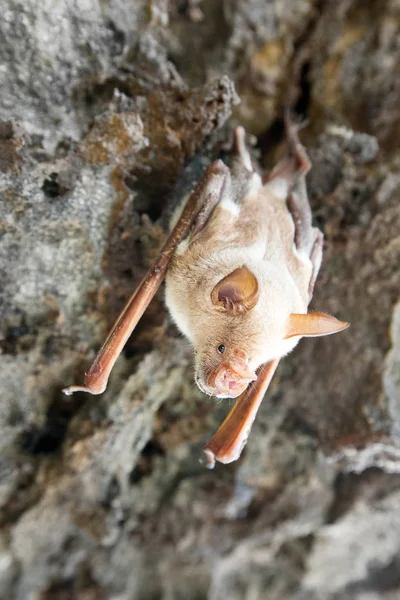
[283,111,311,176]
[202,448,216,469]
[265,112,311,184]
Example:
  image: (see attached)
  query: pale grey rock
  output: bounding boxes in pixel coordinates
[1,1,400,599]
[304,489,400,600]
[385,300,400,439]
[0,0,144,150]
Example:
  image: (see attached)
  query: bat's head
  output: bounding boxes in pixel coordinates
[193,266,260,398]
[192,266,349,399]
[195,344,257,399]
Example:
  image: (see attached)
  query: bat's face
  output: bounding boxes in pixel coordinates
[193,331,260,399]
[167,263,294,399]
[192,306,297,399]
[190,266,292,399]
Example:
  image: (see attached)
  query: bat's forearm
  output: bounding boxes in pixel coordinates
[204,359,280,467]
[63,160,230,396]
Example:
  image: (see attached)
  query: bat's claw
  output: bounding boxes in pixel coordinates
[202,448,216,469]
[62,385,91,396]
[283,108,309,134]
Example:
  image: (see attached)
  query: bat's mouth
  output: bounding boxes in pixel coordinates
[196,376,248,399]
[196,379,248,398]
[196,359,256,399]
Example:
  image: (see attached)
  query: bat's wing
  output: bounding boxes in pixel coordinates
[63,160,230,396]
[204,359,280,468]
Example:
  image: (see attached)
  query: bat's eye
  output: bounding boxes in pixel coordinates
[217,344,225,354]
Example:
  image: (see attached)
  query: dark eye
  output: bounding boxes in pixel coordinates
[217,344,225,354]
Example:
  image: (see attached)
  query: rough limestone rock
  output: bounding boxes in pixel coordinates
[1,1,400,599]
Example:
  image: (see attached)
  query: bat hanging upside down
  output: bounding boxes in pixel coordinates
[63,116,349,467]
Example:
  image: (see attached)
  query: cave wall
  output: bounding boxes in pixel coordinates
[1,1,400,598]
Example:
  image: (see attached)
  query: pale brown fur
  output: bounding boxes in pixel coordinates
[165,170,317,397]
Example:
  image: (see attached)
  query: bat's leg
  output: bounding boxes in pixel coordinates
[229,126,263,205]
[63,160,230,396]
[286,178,314,254]
[233,126,254,173]
[266,114,316,254]
[192,129,257,237]
[203,359,280,467]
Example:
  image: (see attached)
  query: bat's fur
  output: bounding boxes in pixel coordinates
[63,118,348,408]
[165,125,322,398]
[63,120,347,407]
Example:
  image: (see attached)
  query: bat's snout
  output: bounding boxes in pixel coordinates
[207,359,256,399]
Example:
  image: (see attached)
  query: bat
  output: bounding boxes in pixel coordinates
[63,115,349,466]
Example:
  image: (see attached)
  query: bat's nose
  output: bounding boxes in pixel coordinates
[214,370,249,397]
[208,361,256,398]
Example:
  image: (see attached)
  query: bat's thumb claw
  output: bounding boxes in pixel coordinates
[201,448,216,469]
[62,385,90,396]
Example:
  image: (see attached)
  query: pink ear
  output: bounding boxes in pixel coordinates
[285,312,350,339]
[211,266,259,315]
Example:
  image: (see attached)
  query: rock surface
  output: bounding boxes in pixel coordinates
[1,1,400,599]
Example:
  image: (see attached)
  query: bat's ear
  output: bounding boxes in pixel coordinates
[285,311,349,339]
[211,266,259,315]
